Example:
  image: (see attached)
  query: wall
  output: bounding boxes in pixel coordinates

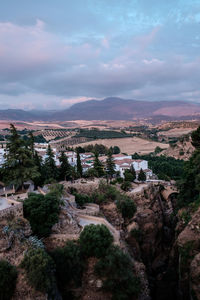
[0,203,23,220]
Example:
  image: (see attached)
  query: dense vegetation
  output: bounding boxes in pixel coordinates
[116,195,136,219]
[178,126,200,208]
[23,184,63,237]
[95,246,140,300]
[51,241,84,298]
[21,248,55,293]
[0,260,17,300]
[132,153,184,180]
[76,143,120,155]
[75,129,132,139]
[79,224,113,258]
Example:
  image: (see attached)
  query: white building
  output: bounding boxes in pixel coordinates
[0,149,5,166]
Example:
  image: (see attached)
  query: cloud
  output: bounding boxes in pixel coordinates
[0,13,200,109]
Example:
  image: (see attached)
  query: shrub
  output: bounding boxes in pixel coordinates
[116,177,123,184]
[51,241,83,297]
[23,191,61,237]
[95,246,140,300]
[0,260,17,300]
[74,193,91,207]
[124,170,134,182]
[121,181,132,191]
[21,248,55,293]
[79,224,113,258]
[117,196,136,219]
[98,181,118,201]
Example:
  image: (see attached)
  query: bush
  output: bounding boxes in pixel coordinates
[117,196,136,219]
[0,260,17,300]
[95,246,140,300]
[124,170,134,182]
[79,224,113,258]
[98,181,118,201]
[21,248,55,293]
[23,191,61,237]
[74,193,91,207]
[51,241,83,298]
[121,181,132,191]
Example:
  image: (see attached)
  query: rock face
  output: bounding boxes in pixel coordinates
[125,184,179,299]
[0,216,46,300]
[81,258,112,300]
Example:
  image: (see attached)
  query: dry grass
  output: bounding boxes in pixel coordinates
[74,137,168,155]
[158,128,195,137]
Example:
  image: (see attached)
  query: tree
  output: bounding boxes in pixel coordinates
[95,246,140,300]
[28,131,35,157]
[76,149,83,178]
[2,124,39,190]
[117,195,136,219]
[44,145,57,182]
[191,126,200,150]
[59,152,71,181]
[138,168,146,181]
[112,146,120,154]
[21,248,55,293]
[93,152,105,177]
[79,224,113,258]
[0,260,17,300]
[33,151,44,187]
[121,181,132,191]
[106,150,115,179]
[51,241,83,297]
[178,150,200,208]
[23,191,61,237]
[124,169,134,182]
[130,165,136,181]
[154,146,163,154]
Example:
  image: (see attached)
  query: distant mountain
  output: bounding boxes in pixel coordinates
[0,98,200,121]
[51,97,200,121]
[0,109,37,121]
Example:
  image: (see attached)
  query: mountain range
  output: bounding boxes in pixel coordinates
[0,98,200,121]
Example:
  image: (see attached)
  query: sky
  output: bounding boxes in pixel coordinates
[0,0,200,110]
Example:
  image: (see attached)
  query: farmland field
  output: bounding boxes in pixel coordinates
[74,137,168,155]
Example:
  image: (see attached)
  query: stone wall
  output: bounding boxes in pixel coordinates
[0,203,23,221]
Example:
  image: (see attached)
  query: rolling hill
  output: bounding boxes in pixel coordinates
[0,98,200,121]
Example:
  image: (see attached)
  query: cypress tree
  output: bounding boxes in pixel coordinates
[106,150,115,179]
[76,150,83,178]
[93,152,105,177]
[130,165,136,181]
[44,145,57,181]
[138,168,146,182]
[59,152,71,181]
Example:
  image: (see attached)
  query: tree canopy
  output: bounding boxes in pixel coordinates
[23,188,62,237]
[79,224,113,258]
[2,124,39,189]
[0,260,17,300]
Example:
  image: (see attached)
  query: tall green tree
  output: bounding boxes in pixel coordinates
[44,145,57,182]
[28,132,35,158]
[23,190,61,237]
[138,168,146,181]
[76,149,82,178]
[93,152,105,177]
[33,151,44,187]
[2,124,39,190]
[0,260,17,300]
[59,152,71,181]
[130,165,136,181]
[178,126,200,208]
[106,150,115,179]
